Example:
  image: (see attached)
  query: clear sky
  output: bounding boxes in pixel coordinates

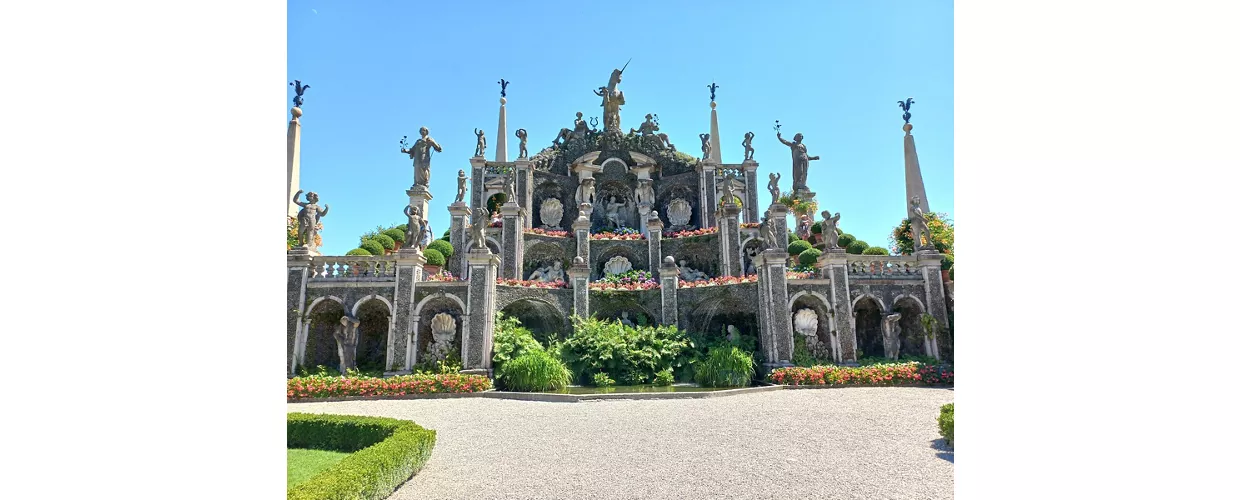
[288,0,953,256]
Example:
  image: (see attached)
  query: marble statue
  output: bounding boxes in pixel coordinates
[553,113,583,146]
[630,113,658,136]
[427,313,457,364]
[333,314,360,375]
[821,210,841,250]
[656,133,675,152]
[603,256,632,276]
[576,178,596,206]
[401,127,443,187]
[289,80,309,108]
[678,260,709,282]
[909,197,933,249]
[515,128,529,158]
[504,174,516,203]
[578,202,593,221]
[767,172,781,200]
[474,128,487,158]
[528,261,565,282]
[455,170,468,204]
[726,324,741,344]
[634,179,654,207]
[469,207,488,250]
[699,133,712,161]
[758,215,777,250]
[776,131,820,191]
[404,205,424,249]
[619,311,635,328]
[742,131,755,161]
[743,246,759,275]
[593,61,628,132]
[540,198,564,229]
[667,198,692,228]
[723,173,737,205]
[898,97,914,124]
[605,196,624,229]
[293,190,328,248]
[882,312,903,359]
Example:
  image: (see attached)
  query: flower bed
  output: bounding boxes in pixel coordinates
[488,220,503,228]
[678,274,758,288]
[662,227,717,238]
[287,373,492,400]
[769,362,953,387]
[590,227,645,240]
[591,270,658,290]
[785,270,815,280]
[740,222,760,229]
[526,228,570,238]
[497,278,569,289]
[425,270,463,282]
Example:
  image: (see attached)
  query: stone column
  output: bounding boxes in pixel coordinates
[658,256,679,326]
[818,249,857,364]
[448,202,470,276]
[572,213,591,270]
[709,101,722,164]
[742,160,759,224]
[495,97,508,162]
[406,185,433,227]
[697,160,718,228]
[718,201,742,277]
[917,250,950,360]
[470,157,487,212]
[753,250,793,371]
[287,248,312,377]
[500,202,524,279]
[647,214,664,276]
[464,249,500,375]
[392,248,427,373]
[515,158,533,229]
[767,203,790,252]
[903,122,930,215]
[567,257,590,318]
[287,107,303,218]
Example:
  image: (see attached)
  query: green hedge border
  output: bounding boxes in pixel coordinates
[287,413,436,500]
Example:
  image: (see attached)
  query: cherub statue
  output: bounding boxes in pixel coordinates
[723,173,737,205]
[454,169,468,204]
[699,133,712,161]
[742,131,755,161]
[474,128,487,158]
[504,174,516,202]
[909,196,933,250]
[758,214,777,250]
[882,312,903,359]
[767,172,781,200]
[404,205,424,250]
[293,190,328,248]
[289,80,309,108]
[821,210,841,249]
[515,128,529,158]
[657,133,676,152]
[618,311,635,328]
[634,179,654,207]
[469,207,488,251]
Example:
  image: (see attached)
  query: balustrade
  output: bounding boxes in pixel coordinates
[308,256,398,280]
[845,255,920,279]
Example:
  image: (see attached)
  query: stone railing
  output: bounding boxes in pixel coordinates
[845,255,921,279]
[309,256,398,280]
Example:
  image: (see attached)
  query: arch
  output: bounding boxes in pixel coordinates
[414,291,468,317]
[500,297,570,344]
[685,295,760,361]
[852,296,884,360]
[601,157,629,173]
[300,296,347,373]
[351,294,393,317]
[891,294,928,358]
[303,295,345,320]
[789,291,835,363]
[354,298,392,372]
[411,293,468,370]
[851,293,887,313]
[891,294,926,314]
[788,290,833,313]
[594,244,641,278]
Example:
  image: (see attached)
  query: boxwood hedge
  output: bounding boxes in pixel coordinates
[287,413,436,500]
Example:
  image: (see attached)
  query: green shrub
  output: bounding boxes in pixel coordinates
[787,233,800,243]
[837,233,856,248]
[798,248,823,267]
[373,233,396,250]
[592,372,616,387]
[492,312,543,373]
[810,222,822,234]
[286,413,436,500]
[346,248,372,256]
[941,253,953,271]
[498,349,572,392]
[787,240,812,256]
[423,248,446,266]
[383,228,406,244]
[862,246,890,255]
[360,239,385,256]
[653,368,675,386]
[426,239,454,258]
[562,317,692,386]
[397,224,408,233]
[949,266,954,281]
[938,403,954,445]
[442,229,451,239]
[846,240,869,254]
[694,346,755,387]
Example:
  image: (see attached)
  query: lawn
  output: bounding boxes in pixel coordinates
[287,448,350,487]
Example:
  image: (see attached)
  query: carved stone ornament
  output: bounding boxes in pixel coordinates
[426,313,457,364]
[603,256,633,276]
[667,198,692,227]
[794,309,819,336]
[540,198,564,230]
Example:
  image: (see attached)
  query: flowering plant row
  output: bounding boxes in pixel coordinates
[591,270,659,290]
[769,362,953,387]
[589,280,659,291]
[786,270,815,280]
[287,373,492,400]
[497,278,569,289]
[678,274,758,288]
[662,227,717,239]
[488,221,503,228]
[740,222,760,229]
[426,270,463,282]
[526,228,570,238]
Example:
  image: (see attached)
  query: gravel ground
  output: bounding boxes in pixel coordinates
[288,387,954,500]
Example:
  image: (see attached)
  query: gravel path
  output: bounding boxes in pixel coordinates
[288,387,954,500]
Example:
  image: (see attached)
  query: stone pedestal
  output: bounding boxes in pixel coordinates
[767,203,790,253]
[742,160,760,224]
[464,249,500,374]
[515,158,533,229]
[658,257,680,326]
[470,157,487,211]
[567,258,590,318]
[500,203,525,279]
[753,250,793,371]
[572,216,591,265]
[393,249,427,372]
[448,202,470,276]
[697,160,718,228]
[287,249,312,377]
[718,201,742,277]
[917,250,950,360]
[406,185,433,226]
[817,249,857,363]
[647,215,664,276]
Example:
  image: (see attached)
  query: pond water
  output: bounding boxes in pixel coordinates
[541,384,743,394]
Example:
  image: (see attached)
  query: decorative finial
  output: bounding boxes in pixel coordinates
[289,80,310,108]
[498,79,510,98]
[897,97,914,124]
[773,120,782,133]
[707,82,720,102]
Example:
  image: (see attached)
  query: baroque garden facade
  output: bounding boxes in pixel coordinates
[285,69,951,379]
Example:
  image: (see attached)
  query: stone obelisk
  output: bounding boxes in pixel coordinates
[900,99,930,216]
[708,83,722,164]
[287,107,302,218]
[495,79,509,162]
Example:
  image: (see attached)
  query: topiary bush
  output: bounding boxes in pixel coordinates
[938,403,954,446]
[498,349,572,392]
[383,228,405,244]
[423,248,445,267]
[360,240,384,256]
[787,233,800,243]
[846,240,869,254]
[798,247,823,267]
[373,233,396,251]
[653,368,675,386]
[346,248,372,256]
[862,246,890,255]
[837,233,856,248]
[694,346,755,387]
[810,222,822,234]
[426,239,454,259]
[788,240,812,256]
[286,413,436,500]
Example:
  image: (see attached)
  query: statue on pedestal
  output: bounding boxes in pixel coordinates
[742,131,755,161]
[593,61,628,132]
[576,178,596,206]
[455,170,468,204]
[605,196,624,229]
[504,174,516,203]
[473,128,487,158]
[699,133,712,161]
[909,196,933,250]
[293,190,328,249]
[401,127,443,187]
[634,179,654,207]
[758,214,777,250]
[820,209,841,250]
[515,128,529,158]
[469,207,488,251]
[776,131,820,191]
[404,205,425,250]
[333,314,360,375]
[767,172,781,200]
[882,313,903,360]
[723,173,737,205]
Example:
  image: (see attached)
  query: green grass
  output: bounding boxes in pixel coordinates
[287,448,351,487]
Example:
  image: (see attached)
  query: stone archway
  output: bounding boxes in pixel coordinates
[789,291,835,363]
[852,297,883,361]
[353,297,392,373]
[892,296,927,358]
[501,297,569,344]
[412,294,467,369]
[302,297,345,373]
[687,296,760,362]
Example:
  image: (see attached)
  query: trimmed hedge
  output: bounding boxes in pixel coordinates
[837,233,856,248]
[810,222,822,234]
[372,234,396,250]
[345,248,372,256]
[787,240,812,256]
[360,240,384,256]
[287,413,436,500]
[426,239,454,258]
[423,248,446,267]
[862,246,890,255]
[787,233,800,243]
[939,403,954,446]
[798,247,823,267]
[846,240,868,254]
[383,228,405,244]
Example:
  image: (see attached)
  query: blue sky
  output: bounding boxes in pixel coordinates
[288,0,952,256]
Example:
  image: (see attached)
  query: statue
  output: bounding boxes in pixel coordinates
[401,127,443,187]
[619,311,635,328]
[603,256,632,276]
[742,131,755,161]
[540,198,564,230]
[656,133,676,152]
[578,202,593,221]
[469,207,488,251]
[758,215,777,250]
[699,133,712,161]
[707,82,719,102]
[454,170,468,204]
[909,196,933,250]
[897,97,914,124]
[333,314,360,375]
[498,79,510,98]
[553,112,587,145]
[427,313,457,364]
[289,80,310,108]
[515,128,529,158]
[630,113,659,136]
[882,313,903,360]
[473,128,487,158]
[743,246,759,275]
[726,325,741,344]
[776,131,820,191]
[404,205,424,250]
[767,172,781,200]
[821,210,841,250]
[634,179,654,207]
[528,261,565,282]
[605,196,624,229]
[504,174,516,203]
[677,260,709,282]
[575,178,596,206]
[593,60,629,132]
[293,190,328,248]
[723,173,737,205]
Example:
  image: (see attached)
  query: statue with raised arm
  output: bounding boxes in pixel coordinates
[289,80,309,108]
[333,314,361,375]
[776,131,820,191]
[293,190,328,248]
[593,60,629,132]
[515,128,528,158]
[404,205,424,249]
[605,196,624,229]
[767,172,781,200]
[909,196,933,250]
[742,131,755,161]
[469,207,488,251]
[821,209,841,250]
[454,169,468,204]
[474,128,487,158]
[699,133,712,161]
[630,113,658,136]
[882,312,903,359]
[401,127,443,187]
